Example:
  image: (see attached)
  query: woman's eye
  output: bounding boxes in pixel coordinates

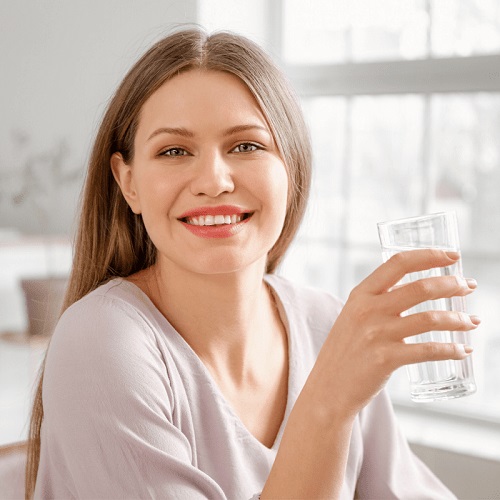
[159,147,188,157]
[232,143,260,153]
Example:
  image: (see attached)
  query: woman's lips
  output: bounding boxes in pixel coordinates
[178,204,247,219]
[177,205,253,239]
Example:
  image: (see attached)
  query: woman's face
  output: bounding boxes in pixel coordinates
[112,69,289,276]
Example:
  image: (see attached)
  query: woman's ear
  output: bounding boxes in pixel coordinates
[110,152,142,214]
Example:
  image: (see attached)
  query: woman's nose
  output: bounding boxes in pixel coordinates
[189,153,235,197]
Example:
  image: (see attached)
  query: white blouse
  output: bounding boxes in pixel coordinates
[35,274,455,499]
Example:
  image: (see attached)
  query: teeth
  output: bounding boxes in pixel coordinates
[185,214,245,226]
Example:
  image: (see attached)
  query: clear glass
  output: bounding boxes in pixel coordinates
[377,211,476,402]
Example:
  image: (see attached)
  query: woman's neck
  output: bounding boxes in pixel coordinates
[136,257,284,386]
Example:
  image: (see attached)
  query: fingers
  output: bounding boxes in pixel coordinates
[384,275,477,314]
[358,249,460,295]
[377,310,478,369]
[359,334,474,375]
[384,309,480,341]
[395,341,473,367]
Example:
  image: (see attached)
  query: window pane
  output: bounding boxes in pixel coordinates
[302,98,346,198]
[347,95,425,244]
[281,100,346,298]
[282,0,428,64]
[299,98,346,242]
[350,0,429,61]
[427,93,500,419]
[280,241,341,297]
[431,0,500,57]
[428,94,500,253]
[282,0,350,64]
[341,247,382,299]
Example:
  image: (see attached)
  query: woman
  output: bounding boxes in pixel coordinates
[26,27,478,499]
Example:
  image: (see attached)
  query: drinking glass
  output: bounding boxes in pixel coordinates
[377,211,476,402]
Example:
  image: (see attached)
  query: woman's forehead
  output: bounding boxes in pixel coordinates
[135,69,269,141]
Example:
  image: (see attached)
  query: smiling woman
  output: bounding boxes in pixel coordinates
[26,27,477,499]
[110,69,288,274]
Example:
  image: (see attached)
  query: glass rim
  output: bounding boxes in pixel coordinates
[377,211,457,228]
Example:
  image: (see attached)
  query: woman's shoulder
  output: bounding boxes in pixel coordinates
[42,279,179,441]
[61,278,154,326]
[68,277,148,308]
[49,278,162,361]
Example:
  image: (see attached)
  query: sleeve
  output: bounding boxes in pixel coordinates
[355,390,456,500]
[36,294,227,499]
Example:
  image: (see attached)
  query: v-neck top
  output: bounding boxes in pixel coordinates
[35,274,455,499]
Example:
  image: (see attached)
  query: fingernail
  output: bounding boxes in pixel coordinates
[469,315,481,326]
[446,251,460,260]
[457,344,474,356]
[456,276,469,289]
[466,278,478,289]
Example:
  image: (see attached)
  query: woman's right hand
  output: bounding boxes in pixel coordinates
[303,249,478,422]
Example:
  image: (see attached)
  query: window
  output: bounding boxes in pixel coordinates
[277,0,500,429]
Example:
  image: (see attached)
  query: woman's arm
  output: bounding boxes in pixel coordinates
[262,249,475,499]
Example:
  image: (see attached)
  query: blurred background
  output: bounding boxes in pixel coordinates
[1,1,499,497]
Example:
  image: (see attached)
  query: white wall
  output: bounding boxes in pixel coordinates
[0,0,198,235]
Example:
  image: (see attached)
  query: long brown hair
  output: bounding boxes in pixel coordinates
[25,26,311,498]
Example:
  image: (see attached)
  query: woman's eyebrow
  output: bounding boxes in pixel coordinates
[147,124,270,142]
[147,127,194,142]
[222,124,270,137]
